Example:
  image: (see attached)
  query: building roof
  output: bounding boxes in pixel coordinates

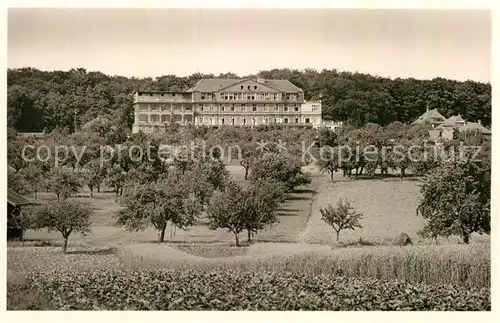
[8,190,33,207]
[19,132,47,138]
[438,115,466,128]
[188,78,304,93]
[446,115,465,124]
[459,122,492,134]
[412,109,446,125]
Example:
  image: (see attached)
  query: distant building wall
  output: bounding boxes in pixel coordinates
[132,78,320,133]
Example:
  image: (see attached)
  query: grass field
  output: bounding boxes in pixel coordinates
[18,164,320,247]
[300,171,490,245]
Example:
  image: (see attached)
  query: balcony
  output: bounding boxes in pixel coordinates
[134,92,192,103]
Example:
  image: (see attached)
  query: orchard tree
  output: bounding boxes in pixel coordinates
[320,199,363,241]
[117,171,201,243]
[239,140,259,180]
[387,138,414,178]
[416,159,490,244]
[81,160,103,197]
[244,179,287,241]
[105,163,127,199]
[207,180,285,246]
[34,200,92,253]
[47,167,82,201]
[207,183,247,246]
[19,162,46,199]
[181,158,229,206]
[316,146,340,182]
[250,152,311,192]
[316,127,338,148]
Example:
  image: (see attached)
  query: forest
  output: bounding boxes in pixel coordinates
[7,67,491,133]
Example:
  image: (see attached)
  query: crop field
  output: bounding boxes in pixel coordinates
[7,243,490,310]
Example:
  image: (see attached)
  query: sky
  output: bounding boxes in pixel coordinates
[7,8,491,82]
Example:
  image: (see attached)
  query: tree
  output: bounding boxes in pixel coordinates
[207,182,246,246]
[81,116,112,138]
[316,146,340,182]
[207,180,285,246]
[117,171,201,243]
[180,159,229,207]
[250,152,311,192]
[34,200,92,253]
[320,199,363,241]
[47,167,82,201]
[19,162,46,199]
[239,141,259,180]
[244,179,287,241]
[81,161,103,197]
[104,163,127,199]
[316,127,338,147]
[416,159,490,244]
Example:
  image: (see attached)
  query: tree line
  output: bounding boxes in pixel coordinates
[7,67,491,133]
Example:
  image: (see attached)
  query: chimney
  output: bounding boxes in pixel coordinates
[426,105,429,113]
[256,77,265,84]
[478,119,482,125]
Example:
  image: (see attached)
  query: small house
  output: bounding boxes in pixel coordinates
[412,108,446,128]
[7,190,34,241]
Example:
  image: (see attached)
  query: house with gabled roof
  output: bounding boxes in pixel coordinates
[412,107,446,128]
[420,111,491,140]
[132,77,322,133]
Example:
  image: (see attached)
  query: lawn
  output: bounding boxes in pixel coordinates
[299,172,424,244]
[299,171,490,245]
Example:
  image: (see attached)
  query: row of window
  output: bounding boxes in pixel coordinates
[138,114,193,123]
[199,104,300,112]
[137,93,189,99]
[138,104,192,111]
[201,92,299,101]
[199,116,313,125]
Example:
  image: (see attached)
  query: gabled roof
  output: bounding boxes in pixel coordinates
[412,109,446,125]
[438,115,466,128]
[446,115,465,124]
[460,122,491,134]
[188,78,303,93]
[8,190,33,207]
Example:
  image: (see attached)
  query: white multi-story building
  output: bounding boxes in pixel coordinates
[132,78,322,133]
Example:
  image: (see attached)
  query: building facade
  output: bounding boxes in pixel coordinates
[412,109,491,140]
[132,78,322,133]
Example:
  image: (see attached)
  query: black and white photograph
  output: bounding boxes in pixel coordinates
[3,1,495,316]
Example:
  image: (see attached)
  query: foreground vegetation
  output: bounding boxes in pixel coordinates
[119,243,490,288]
[9,268,490,310]
[9,241,490,289]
